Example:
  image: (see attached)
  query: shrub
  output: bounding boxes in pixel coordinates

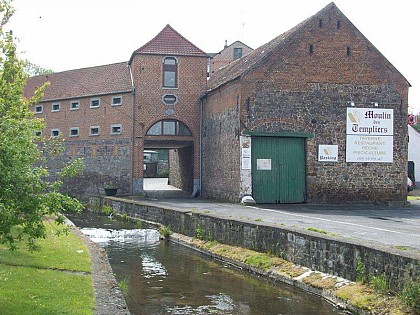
[400,280,420,312]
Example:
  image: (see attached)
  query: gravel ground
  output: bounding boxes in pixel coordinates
[70,226,131,315]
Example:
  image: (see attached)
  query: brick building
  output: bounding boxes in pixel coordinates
[25,3,410,204]
[201,3,410,204]
[209,40,253,75]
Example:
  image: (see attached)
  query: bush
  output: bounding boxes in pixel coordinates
[400,280,420,312]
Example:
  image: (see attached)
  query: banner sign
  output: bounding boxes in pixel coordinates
[346,108,393,163]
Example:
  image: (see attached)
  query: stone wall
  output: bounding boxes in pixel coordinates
[104,197,420,293]
[201,80,242,201]
[168,146,193,192]
[202,106,241,202]
[248,83,408,203]
[47,138,132,200]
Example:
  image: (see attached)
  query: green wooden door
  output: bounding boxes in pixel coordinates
[252,137,306,203]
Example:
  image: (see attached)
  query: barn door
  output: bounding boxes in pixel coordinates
[252,137,306,203]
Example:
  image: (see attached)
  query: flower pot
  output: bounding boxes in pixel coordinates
[104,188,118,196]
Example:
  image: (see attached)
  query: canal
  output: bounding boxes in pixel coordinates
[67,211,345,315]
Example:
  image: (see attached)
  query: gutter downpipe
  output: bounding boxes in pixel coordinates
[199,95,205,196]
[128,63,135,195]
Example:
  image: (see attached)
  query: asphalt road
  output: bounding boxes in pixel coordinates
[142,179,420,252]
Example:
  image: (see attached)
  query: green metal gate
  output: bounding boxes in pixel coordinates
[251,136,306,203]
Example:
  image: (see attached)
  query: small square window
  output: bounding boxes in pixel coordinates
[51,129,60,137]
[233,48,243,60]
[89,126,100,136]
[52,103,60,112]
[112,96,122,106]
[35,131,42,137]
[111,124,122,135]
[35,105,43,113]
[70,101,80,110]
[90,98,100,108]
[69,127,79,137]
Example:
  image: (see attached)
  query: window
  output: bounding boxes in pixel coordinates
[309,44,314,54]
[35,131,42,137]
[70,101,80,110]
[162,94,178,105]
[111,96,122,106]
[233,48,243,60]
[52,103,60,112]
[51,129,60,137]
[111,124,122,135]
[90,98,100,108]
[163,57,177,88]
[89,126,100,136]
[69,127,79,137]
[35,105,43,114]
[146,120,192,136]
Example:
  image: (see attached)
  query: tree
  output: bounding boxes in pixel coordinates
[23,59,53,77]
[0,0,83,250]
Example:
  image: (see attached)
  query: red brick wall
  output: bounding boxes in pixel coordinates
[130,54,208,190]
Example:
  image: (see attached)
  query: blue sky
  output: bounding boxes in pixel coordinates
[9,0,419,113]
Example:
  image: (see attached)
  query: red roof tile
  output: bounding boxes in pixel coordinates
[131,24,208,58]
[24,62,132,101]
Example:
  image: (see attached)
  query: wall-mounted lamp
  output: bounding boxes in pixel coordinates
[373,102,378,107]
[348,101,355,107]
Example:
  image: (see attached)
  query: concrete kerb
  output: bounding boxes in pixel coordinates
[99,196,420,294]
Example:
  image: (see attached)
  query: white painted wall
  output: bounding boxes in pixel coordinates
[408,125,420,184]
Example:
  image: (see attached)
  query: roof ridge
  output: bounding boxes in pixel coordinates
[130,24,207,60]
[29,61,128,79]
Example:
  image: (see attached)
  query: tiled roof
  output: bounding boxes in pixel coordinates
[207,14,312,91]
[24,62,132,101]
[131,24,208,58]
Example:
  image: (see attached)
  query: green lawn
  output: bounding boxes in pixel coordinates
[0,221,94,314]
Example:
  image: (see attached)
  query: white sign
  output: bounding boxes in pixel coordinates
[241,148,251,170]
[318,145,338,162]
[346,135,393,162]
[346,108,394,163]
[346,108,393,135]
[257,159,271,170]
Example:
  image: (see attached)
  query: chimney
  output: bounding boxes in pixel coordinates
[224,40,228,49]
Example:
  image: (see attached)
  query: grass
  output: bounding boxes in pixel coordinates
[306,227,328,234]
[0,220,94,314]
[192,239,306,278]
[336,283,413,314]
[407,195,420,201]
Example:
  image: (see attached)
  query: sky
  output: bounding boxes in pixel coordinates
[8,0,419,114]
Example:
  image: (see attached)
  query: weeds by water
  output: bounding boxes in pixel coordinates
[159,226,172,240]
[118,277,130,296]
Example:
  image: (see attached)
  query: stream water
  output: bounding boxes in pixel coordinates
[67,211,345,315]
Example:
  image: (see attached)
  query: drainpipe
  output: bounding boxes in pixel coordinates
[199,97,204,195]
[127,63,135,195]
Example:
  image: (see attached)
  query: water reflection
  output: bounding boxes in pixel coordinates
[69,211,345,315]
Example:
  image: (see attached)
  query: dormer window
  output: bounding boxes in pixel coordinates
[233,48,243,60]
[163,57,178,88]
